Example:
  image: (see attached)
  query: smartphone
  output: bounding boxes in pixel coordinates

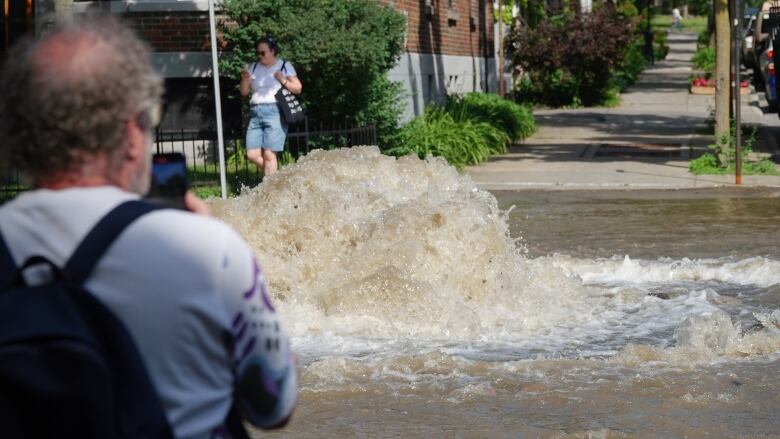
[147,152,187,209]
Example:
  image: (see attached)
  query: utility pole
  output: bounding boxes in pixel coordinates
[714,0,731,164]
[733,0,742,184]
[497,0,505,96]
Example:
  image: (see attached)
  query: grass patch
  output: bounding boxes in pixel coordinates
[188,166,261,198]
[689,127,780,175]
[690,157,779,175]
[651,15,707,35]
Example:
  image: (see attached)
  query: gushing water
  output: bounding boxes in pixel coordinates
[208,147,780,437]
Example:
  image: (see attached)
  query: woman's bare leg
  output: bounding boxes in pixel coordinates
[262,148,278,176]
[247,148,264,168]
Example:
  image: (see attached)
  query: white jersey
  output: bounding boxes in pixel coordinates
[0,187,296,439]
[248,59,297,105]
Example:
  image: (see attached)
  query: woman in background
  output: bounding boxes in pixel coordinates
[240,36,302,176]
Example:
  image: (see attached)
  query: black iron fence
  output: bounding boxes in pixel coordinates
[0,168,26,204]
[1,119,377,203]
[154,120,377,192]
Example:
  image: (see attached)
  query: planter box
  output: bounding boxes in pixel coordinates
[690,85,749,95]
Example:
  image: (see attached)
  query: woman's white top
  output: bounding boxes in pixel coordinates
[248,59,297,105]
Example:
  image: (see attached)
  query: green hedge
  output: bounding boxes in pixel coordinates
[445,92,536,142]
[385,93,535,169]
[218,0,407,147]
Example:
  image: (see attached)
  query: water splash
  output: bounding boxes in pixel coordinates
[208,147,780,364]
[209,147,599,341]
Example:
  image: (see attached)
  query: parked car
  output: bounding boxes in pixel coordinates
[758,39,778,111]
[743,7,758,69]
[751,3,773,86]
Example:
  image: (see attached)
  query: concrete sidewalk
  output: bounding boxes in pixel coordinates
[464,32,780,190]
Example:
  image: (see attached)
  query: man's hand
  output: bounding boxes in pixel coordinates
[185,191,210,215]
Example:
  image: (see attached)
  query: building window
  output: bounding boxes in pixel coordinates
[447,0,459,24]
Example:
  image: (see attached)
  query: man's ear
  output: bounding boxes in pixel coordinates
[125,115,149,160]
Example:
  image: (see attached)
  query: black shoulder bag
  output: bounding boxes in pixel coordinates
[273,60,305,125]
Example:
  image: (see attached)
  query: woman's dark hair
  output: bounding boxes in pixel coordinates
[255,35,278,54]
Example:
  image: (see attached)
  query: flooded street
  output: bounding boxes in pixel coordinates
[209,148,780,438]
[502,189,780,260]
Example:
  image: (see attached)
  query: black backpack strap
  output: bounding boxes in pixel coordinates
[0,230,17,288]
[225,401,251,439]
[65,200,162,285]
[251,62,257,74]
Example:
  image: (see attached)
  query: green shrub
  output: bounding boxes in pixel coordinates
[692,47,715,74]
[690,126,779,175]
[618,1,639,19]
[653,30,670,61]
[697,28,711,48]
[445,92,536,141]
[509,8,636,107]
[387,108,509,169]
[689,151,720,174]
[612,39,648,91]
[689,0,712,16]
[385,93,535,168]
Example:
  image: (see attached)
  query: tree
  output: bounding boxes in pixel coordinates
[219,0,407,146]
[508,6,634,106]
[714,0,730,160]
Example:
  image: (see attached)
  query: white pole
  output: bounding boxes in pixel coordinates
[208,0,228,199]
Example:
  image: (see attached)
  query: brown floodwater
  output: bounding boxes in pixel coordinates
[207,149,780,438]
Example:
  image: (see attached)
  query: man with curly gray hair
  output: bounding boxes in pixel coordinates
[0,16,163,192]
[0,16,297,439]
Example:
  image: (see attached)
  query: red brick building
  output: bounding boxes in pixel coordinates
[380,0,498,118]
[15,1,498,128]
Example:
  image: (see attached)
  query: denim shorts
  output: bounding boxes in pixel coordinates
[246,104,287,152]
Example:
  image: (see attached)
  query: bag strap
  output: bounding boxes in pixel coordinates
[251,62,257,75]
[65,200,162,285]
[0,229,17,289]
[224,401,251,439]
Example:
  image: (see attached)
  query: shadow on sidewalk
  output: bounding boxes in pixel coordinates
[491,111,707,164]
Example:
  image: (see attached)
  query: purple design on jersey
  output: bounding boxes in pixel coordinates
[260,282,275,312]
[242,262,260,300]
[232,312,244,329]
[239,336,257,363]
[234,320,248,342]
[262,372,280,397]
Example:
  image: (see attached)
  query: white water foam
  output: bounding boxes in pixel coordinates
[209,147,780,365]
[553,254,780,288]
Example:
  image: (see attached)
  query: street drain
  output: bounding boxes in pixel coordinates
[593,143,683,158]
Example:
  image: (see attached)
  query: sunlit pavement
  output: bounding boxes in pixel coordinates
[465,32,780,191]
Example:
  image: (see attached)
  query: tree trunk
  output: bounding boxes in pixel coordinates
[714,0,730,162]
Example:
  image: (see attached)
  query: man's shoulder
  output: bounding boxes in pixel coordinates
[132,208,247,254]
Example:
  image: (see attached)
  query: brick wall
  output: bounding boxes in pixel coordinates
[381,0,495,58]
[121,1,494,58]
[124,12,212,53]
